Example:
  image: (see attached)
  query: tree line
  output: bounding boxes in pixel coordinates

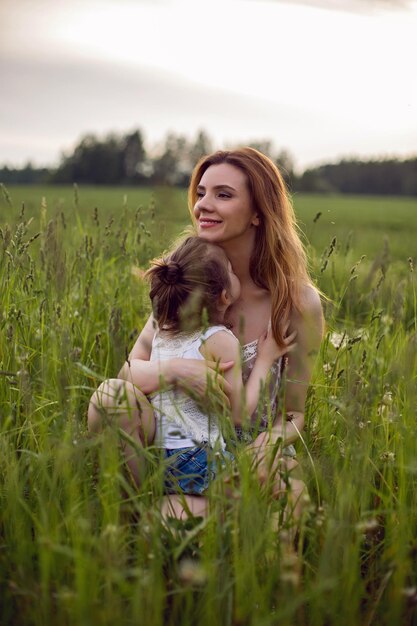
[1,128,416,196]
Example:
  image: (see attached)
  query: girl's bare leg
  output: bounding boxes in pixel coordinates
[160,495,209,521]
[88,378,155,485]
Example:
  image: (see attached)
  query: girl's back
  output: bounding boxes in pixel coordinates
[150,325,237,450]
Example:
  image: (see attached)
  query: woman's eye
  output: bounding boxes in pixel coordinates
[218,192,230,199]
[196,191,204,198]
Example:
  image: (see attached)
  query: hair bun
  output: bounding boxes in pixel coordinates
[161,261,182,286]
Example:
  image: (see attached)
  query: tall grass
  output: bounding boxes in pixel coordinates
[1,185,416,625]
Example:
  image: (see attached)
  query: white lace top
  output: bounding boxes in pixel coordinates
[150,325,238,450]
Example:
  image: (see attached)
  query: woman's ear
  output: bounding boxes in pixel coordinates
[251,213,260,226]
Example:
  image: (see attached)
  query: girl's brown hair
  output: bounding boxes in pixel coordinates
[145,237,231,332]
[188,147,312,348]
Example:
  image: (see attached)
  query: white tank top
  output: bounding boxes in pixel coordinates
[150,325,237,450]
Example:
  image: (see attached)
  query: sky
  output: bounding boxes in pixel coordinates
[1,0,417,172]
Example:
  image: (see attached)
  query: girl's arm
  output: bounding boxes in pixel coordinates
[202,330,295,426]
[118,315,234,400]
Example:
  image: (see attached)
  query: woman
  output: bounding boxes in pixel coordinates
[89,147,324,518]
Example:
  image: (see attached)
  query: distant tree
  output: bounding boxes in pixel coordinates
[274,149,296,190]
[293,157,417,195]
[247,140,274,158]
[151,133,190,186]
[313,158,417,195]
[121,130,148,183]
[246,142,296,189]
[296,169,335,193]
[3,126,416,194]
[151,130,214,186]
[402,160,417,195]
[51,130,148,185]
[189,129,213,165]
[0,162,50,184]
[231,141,295,188]
[73,133,123,184]
[52,133,119,184]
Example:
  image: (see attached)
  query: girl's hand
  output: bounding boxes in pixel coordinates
[164,358,234,408]
[257,322,297,364]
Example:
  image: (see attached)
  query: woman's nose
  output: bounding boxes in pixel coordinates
[195,194,214,213]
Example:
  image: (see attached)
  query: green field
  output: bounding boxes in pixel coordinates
[1,184,416,625]
[2,185,416,263]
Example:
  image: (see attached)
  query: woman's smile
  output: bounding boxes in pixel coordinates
[198,217,223,228]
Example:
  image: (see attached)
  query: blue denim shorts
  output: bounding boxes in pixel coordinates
[163,446,234,495]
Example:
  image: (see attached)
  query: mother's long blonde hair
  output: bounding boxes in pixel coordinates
[188,147,312,347]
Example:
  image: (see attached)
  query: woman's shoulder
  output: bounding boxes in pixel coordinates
[291,283,324,339]
[299,283,323,316]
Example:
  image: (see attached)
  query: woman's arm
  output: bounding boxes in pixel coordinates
[270,285,324,445]
[118,315,234,399]
[245,326,297,421]
[117,315,162,394]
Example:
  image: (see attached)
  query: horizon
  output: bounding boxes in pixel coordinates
[1,127,416,177]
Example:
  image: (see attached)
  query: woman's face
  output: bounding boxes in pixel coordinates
[193,163,259,246]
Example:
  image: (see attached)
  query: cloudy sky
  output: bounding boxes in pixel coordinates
[1,0,417,172]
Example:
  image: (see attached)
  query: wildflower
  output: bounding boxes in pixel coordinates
[402,587,417,606]
[381,314,393,329]
[381,391,393,406]
[178,559,207,586]
[329,331,347,349]
[70,347,82,361]
[380,451,396,463]
[102,524,119,538]
[377,390,394,419]
[355,328,369,341]
[356,518,379,534]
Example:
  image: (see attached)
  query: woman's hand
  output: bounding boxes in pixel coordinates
[163,357,234,408]
[257,322,297,364]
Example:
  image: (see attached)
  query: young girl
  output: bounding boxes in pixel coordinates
[88,236,296,507]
